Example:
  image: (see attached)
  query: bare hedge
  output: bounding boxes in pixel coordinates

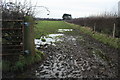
[67,17,120,37]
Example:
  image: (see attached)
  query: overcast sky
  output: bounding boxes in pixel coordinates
[7,0,120,18]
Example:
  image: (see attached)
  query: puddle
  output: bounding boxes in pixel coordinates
[35,34,64,48]
[48,34,64,37]
[58,29,73,32]
[35,29,73,48]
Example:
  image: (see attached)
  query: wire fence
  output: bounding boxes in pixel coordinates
[67,17,120,38]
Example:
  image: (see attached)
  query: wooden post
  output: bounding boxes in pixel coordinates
[0,5,2,80]
[93,23,96,32]
[84,23,86,26]
[24,16,35,55]
[84,21,86,26]
[112,23,116,38]
[118,1,120,17]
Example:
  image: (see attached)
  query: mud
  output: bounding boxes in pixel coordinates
[17,29,118,79]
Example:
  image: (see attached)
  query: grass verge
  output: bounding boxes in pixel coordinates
[2,50,45,72]
[79,26,120,49]
[66,22,120,49]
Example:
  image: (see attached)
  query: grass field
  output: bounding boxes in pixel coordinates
[34,21,77,38]
[35,20,120,49]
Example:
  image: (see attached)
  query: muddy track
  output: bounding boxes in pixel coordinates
[19,29,118,79]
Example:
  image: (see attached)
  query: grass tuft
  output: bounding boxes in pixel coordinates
[2,50,45,72]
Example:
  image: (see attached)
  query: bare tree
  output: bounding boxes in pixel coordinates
[2,0,36,20]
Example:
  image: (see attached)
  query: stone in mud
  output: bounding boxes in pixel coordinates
[55,72,59,77]
[44,61,51,66]
[72,71,81,74]
[87,66,91,71]
[74,44,77,46]
[43,66,49,69]
[61,62,68,66]
[40,70,49,75]
[36,73,40,76]
[92,66,97,69]
[56,48,61,51]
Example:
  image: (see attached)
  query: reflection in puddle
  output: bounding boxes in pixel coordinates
[35,34,64,48]
[58,29,73,32]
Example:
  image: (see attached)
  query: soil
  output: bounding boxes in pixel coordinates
[14,29,119,79]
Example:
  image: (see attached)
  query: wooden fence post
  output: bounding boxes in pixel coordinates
[93,23,96,32]
[0,6,1,57]
[24,16,35,55]
[112,23,116,38]
[118,1,120,17]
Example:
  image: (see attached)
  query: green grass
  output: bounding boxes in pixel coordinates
[35,21,120,49]
[78,26,120,49]
[65,22,120,49]
[41,38,46,42]
[91,49,110,62]
[2,50,45,72]
[34,21,74,38]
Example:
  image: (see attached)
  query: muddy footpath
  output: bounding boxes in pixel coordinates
[18,29,118,79]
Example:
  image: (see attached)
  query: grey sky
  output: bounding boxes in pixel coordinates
[6,0,120,18]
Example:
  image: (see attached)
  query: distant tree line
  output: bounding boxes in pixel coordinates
[35,18,62,21]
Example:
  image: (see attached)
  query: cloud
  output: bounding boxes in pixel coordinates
[6,0,120,18]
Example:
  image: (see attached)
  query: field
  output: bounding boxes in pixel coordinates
[34,21,75,38]
[35,21,120,49]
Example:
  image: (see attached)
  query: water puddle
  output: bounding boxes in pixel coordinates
[35,29,74,48]
[35,34,64,48]
[58,29,73,32]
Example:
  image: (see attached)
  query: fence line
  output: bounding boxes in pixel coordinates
[112,23,116,38]
[67,17,120,37]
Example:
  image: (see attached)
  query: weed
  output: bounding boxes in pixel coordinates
[13,61,25,71]
[41,38,46,42]
[92,49,110,62]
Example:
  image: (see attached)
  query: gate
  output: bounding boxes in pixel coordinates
[2,19,24,61]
